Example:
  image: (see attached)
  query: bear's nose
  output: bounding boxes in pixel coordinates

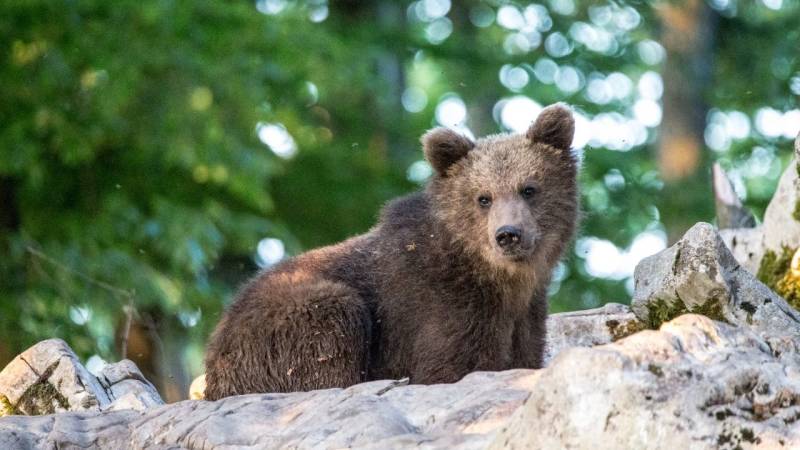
[495,226,522,248]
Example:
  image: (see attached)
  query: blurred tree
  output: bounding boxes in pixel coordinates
[0,0,323,400]
[1,0,798,400]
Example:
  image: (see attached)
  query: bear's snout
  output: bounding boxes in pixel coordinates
[495,226,522,249]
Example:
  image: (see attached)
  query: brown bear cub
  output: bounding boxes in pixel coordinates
[204,104,579,400]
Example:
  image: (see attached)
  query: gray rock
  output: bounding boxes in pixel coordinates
[713,162,756,229]
[0,339,109,415]
[0,369,537,449]
[762,153,800,257]
[544,303,643,364]
[721,133,800,273]
[491,314,800,450]
[96,360,163,411]
[720,227,763,273]
[632,222,800,355]
[632,222,736,325]
[0,339,163,417]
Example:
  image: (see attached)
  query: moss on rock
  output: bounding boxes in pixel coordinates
[0,394,16,417]
[758,247,800,309]
[15,380,69,415]
[12,360,70,416]
[645,298,688,329]
[606,318,647,341]
[645,296,727,330]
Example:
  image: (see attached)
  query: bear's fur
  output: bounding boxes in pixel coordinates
[204,104,579,399]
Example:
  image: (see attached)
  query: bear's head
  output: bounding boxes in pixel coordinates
[423,103,578,277]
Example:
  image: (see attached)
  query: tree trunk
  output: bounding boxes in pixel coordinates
[656,0,717,181]
[655,0,719,242]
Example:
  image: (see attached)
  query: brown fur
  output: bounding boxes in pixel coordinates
[204,103,579,400]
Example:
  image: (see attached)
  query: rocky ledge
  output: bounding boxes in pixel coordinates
[2,137,799,449]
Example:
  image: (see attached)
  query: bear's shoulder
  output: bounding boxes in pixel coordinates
[378,191,432,232]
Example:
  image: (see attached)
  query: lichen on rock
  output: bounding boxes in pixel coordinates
[605,317,646,341]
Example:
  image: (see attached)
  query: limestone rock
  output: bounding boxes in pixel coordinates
[631,222,800,357]
[713,162,756,229]
[722,133,800,274]
[632,222,736,326]
[491,314,800,450]
[0,369,537,449]
[96,359,163,411]
[720,227,764,273]
[544,303,643,364]
[762,135,800,257]
[0,339,162,416]
[0,339,109,415]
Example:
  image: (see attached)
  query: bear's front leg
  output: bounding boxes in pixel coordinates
[511,294,548,369]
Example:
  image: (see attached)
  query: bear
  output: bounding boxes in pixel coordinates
[204,103,579,400]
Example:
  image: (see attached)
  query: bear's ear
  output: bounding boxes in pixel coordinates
[422,127,475,176]
[526,103,575,151]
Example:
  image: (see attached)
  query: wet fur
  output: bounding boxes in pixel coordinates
[204,104,579,399]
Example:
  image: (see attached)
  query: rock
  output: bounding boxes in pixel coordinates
[0,369,538,449]
[762,134,800,257]
[722,133,800,274]
[491,314,800,450]
[0,339,163,416]
[713,162,756,229]
[632,222,735,326]
[631,222,800,356]
[0,339,109,415]
[544,303,644,364]
[96,360,163,411]
[633,222,800,361]
[720,227,763,273]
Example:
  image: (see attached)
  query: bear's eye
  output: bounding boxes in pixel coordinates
[521,186,536,199]
[478,195,492,208]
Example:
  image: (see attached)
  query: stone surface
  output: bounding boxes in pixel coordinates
[0,339,162,416]
[0,370,537,449]
[722,133,800,273]
[762,159,800,258]
[4,310,800,449]
[632,222,800,355]
[544,302,643,364]
[720,227,764,273]
[96,359,163,411]
[713,162,756,229]
[0,339,109,415]
[762,134,800,257]
[492,314,800,450]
